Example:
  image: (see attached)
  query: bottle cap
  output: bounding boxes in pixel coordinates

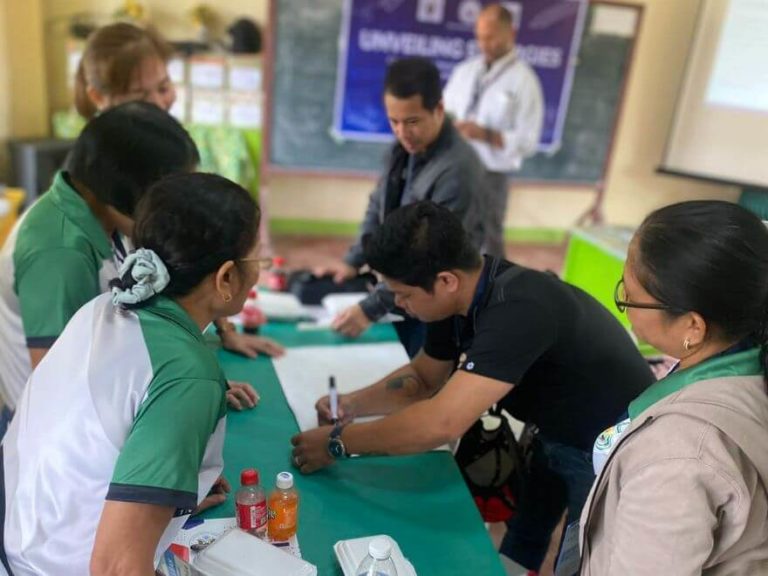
[273,256,286,267]
[276,471,294,490]
[240,468,259,486]
[368,537,392,560]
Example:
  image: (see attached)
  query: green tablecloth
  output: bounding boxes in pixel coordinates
[202,322,505,575]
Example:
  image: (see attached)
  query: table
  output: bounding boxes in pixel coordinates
[202,322,506,575]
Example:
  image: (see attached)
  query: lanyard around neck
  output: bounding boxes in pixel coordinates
[464,53,517,118]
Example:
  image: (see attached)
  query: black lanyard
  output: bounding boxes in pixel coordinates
[453,257,502,351]
[464,54,517,119]
[112,232,128,265]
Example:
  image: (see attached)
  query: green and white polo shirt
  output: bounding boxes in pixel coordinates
[0,172,123,410]
[1,293,227,575]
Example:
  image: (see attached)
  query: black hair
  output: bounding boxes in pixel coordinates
[363,201,482,292]
[634,200,768,381]
[68,101,200,216]
[111,172,260,302]
[383,57,442,111]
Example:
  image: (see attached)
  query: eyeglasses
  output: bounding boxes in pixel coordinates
[238,256,274,271]
[614,279,678,313]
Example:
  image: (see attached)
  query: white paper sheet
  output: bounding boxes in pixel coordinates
[272,343,409,432]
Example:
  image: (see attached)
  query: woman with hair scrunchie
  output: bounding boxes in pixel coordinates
[581,200,768,575]
[111,248,171,306]
[74,21,286,375]
[0,173,269,575]
[0,101,201,439]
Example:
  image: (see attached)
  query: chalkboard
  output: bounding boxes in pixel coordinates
[265,0,640,184]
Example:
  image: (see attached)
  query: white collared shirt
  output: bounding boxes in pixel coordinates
[444,49,544,173]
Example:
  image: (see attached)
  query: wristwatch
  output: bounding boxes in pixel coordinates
[327,423,349,459]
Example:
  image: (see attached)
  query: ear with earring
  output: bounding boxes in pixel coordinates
[683,338,691,351]
[222,293,232,303]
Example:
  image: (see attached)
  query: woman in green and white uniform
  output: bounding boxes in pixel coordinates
[0,101,199,421]
[0,173,267,575]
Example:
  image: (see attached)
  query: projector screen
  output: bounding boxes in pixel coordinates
[662,0,768,188]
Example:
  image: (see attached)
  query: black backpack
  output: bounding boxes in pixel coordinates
[454,406,526,522]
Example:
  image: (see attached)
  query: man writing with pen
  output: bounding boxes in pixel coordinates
[290,201,653,572]
[328,376,339,424]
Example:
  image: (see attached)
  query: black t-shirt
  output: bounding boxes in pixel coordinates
[424,257,654,451]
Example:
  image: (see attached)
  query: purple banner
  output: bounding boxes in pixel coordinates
[333,0,587,153]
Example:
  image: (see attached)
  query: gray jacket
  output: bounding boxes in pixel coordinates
[345,119,487,320]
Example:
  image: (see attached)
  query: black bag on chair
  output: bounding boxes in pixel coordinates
[286,271,378,305]
[454,406,526,522]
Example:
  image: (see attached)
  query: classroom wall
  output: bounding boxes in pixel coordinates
[600,0,740,225]
[13,0,741,231]
[0,3,9,177]
[43,0,261,113]
[0,0,49,180]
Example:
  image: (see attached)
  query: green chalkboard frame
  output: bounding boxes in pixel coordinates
[263,0,643,191]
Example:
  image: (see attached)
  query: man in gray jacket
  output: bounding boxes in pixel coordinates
[325,57,488,355]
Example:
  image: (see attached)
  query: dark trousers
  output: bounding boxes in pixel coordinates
[500,436,595,572]
[393,317,427,359]
[482,171,510,258]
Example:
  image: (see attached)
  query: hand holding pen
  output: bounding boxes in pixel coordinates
[329,376,339,424]
[315,376,355,426]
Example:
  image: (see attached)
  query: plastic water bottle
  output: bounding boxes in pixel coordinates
[267,471,299,541]
[235,468,267,539]
[356,537,398,576]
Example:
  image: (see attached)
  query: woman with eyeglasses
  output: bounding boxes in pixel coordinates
[580,200,768,575]
[0,173,267,576]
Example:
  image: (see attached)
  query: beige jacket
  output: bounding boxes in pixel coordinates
[580,374,768,575]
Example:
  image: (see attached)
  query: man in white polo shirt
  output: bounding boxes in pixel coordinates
[444,3,544,257]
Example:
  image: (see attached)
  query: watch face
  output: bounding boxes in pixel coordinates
[328,438,345,458]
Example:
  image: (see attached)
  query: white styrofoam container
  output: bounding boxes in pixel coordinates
[194,529,316,576]
[334,535,417,576]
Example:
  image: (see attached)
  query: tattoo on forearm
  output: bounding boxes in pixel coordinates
[385,374,427,397]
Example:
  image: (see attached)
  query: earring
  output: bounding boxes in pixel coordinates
[223,293,232,303]
[683,338,691,351]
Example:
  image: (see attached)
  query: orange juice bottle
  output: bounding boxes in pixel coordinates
[267,471,298,541]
